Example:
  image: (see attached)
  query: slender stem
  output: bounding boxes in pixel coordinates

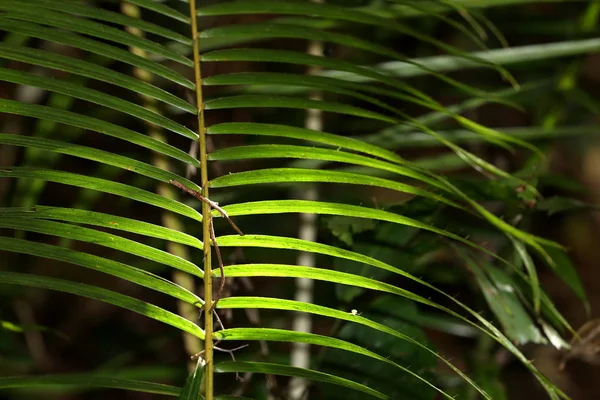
[188,0,213,398]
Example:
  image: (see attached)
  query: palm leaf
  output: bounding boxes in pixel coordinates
[1,1,590,399]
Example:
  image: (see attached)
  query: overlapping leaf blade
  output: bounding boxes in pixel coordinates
[0,375,181,396]
[0,272,205,339]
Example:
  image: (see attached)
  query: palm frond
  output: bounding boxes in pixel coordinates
[1,1,594,399]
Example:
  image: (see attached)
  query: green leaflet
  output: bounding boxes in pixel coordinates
[201,48,432,103]
[179,358,205,400]
[0,237,204,299]
[214,327,453,400]
[216,298,490,399]
[200,23,401,60]
[212,242,564,398]
[0,17,194,89]
[197,0,514,83]
[200,22,487,98]
[0,68,196,139]
[0,218,201,276]
[428,174,565,268]
[209,168,462,209]
[0,3,192,66]
[209,144,542,225]
[217,72,537,154]
[23,0,191,44]
[0,167,202,222]
[0,45,195,113]
[0,206,203,250]
[0,375,180,396]
[0,100,200,166]
[208,144,448,192]
[512,238,542,313]
[207,122,404,164]
[218,199,491,256]
[126,0,190,23]
[204,72,420,117]
[220,263,487,324]
[215,361,388,399]
[0,133,200,188]
[0,272,205,339]
[204,95,398,124]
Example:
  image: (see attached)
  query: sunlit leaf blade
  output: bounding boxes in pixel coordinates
[216,234,433,285]
[215,361,388,400]
[0,218,201,276]
[200,23,402,60]
[0,68,196,139]
[0,206,203,250]
[0,272,205,339]
[207,122,404,164]
[25,0,191,44]
[216,298,490,399]
[214,327,453,400]
[201,49,432,102]
[0,100,200,166]
[215,234,515,343]
[0,134,201,188]
[219,199,490,255]
[209,168,461,209]
[201,23,487,98]
[0,45,195,113]
[204,95,397,124]
[204,72,417,116]
[0,3,192,66]
[220,263,478,321]
[197,0,514,82]
[0,375,180,396]
[208,144,448,191]
[219,262,565,398]
[0,167,202,222]
[179,358,205,400]
[0,236,204,300]
[0,18,194,89]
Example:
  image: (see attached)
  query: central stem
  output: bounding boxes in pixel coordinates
[188,0,213,398]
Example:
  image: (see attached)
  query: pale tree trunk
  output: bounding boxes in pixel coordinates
[289,17,323,400]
